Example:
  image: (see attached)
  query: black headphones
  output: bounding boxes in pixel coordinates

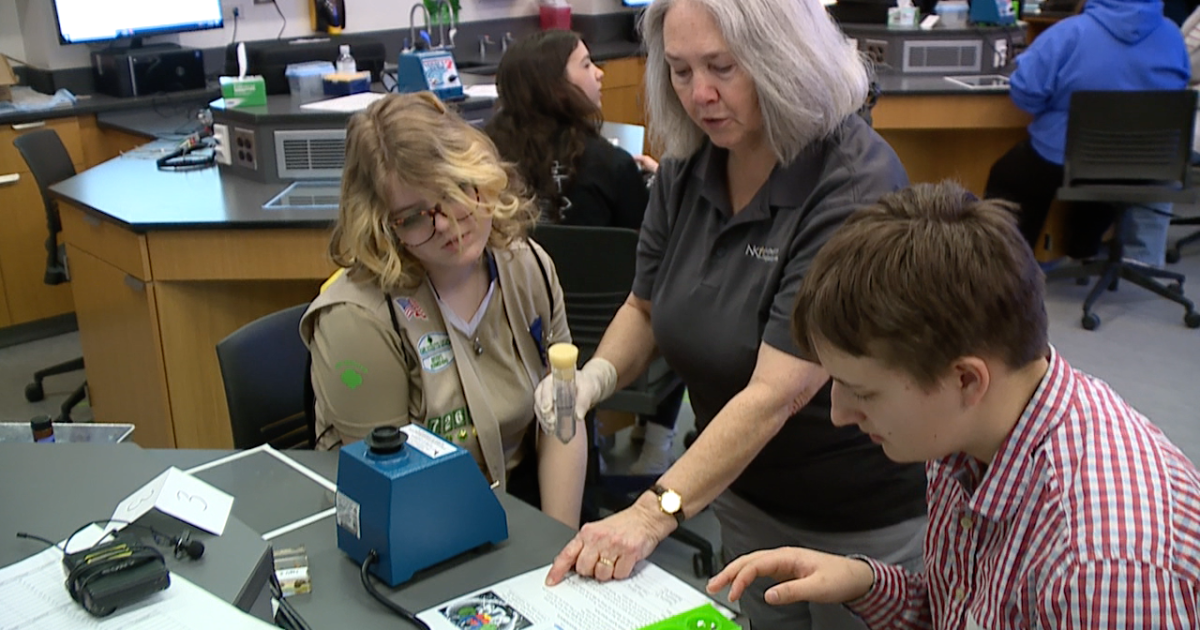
[23,519,208,561]
[18,519,205,617]
[156,148,216,171]
[156,127,217,171]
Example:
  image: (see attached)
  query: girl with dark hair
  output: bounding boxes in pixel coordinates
[485,30,657,229]
[487,30,680,475]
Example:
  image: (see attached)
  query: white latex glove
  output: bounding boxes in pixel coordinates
[535,357,618,434]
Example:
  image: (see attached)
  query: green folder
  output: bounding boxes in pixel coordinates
[638,603,741,630]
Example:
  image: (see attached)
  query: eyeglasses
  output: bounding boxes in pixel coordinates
[388,187,479,247]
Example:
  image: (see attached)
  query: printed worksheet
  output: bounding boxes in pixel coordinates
[417,562,731,630]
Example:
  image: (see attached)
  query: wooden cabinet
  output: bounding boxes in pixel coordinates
[0,117,85,171]
[0,260,9,329]
[61,195,329,448]
[0,117,84,327]
[65,240,174,447]
[601,85,644,126]
[598,56,649,154]
[79,115,152,168]
[0,173,74,324]
[0,114,151,331]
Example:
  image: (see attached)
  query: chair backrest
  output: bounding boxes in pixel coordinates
[13,128,77,286]
[216,303,313,449]
[1063,90,1197,189]
[530,225,639,362]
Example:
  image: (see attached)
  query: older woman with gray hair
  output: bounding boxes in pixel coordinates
[533,0,927,628]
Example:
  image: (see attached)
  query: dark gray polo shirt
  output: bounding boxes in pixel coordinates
[632,115,926,532]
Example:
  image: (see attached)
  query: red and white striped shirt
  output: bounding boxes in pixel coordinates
[849,349,1200,629]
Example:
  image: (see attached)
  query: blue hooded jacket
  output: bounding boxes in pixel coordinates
[1010,0,1190,164]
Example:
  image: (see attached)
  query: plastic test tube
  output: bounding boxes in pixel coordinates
[548,343,578,444]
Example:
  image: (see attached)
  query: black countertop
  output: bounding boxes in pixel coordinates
[49,145,333,232]
[0,86,218,126]
[96,107,203,139]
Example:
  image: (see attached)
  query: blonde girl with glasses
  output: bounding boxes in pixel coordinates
[300,93,586,528]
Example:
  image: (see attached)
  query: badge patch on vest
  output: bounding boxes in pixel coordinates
[395,296,427,320]
[426,407,473,441]
[417,332,454,373]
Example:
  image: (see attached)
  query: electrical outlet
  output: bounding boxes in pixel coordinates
[863,40,888,66]
[212,124,231,166]
[233,127,257,170]
[993,40,1009,69]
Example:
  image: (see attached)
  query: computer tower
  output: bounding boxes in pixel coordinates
[92,46,207,98]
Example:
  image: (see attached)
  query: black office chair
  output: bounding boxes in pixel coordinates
[216,303,315,449]
[1046,90,1200,330]
[13,129,88,422]
[532,225,716,578]
[1166,216,1200,264]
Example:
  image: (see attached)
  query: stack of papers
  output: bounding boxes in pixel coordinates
[299,92,387,113]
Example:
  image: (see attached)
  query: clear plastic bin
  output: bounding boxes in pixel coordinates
[286,61,336,102]
[935,0,970,28]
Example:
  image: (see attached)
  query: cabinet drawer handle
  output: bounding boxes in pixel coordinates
[124,275,146,292]
[0,173,19,186]
[11,121,46,130]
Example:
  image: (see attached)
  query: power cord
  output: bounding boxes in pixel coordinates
[272,0,287,39]
[230,7,240,44]
[360,551,432,630]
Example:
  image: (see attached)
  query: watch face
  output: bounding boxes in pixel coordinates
[660,490,682,514]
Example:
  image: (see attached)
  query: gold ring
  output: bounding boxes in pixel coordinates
[598,557,615,567]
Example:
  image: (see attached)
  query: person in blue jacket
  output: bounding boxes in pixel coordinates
[985,0,1189,266]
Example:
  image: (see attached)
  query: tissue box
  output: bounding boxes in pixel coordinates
[888,6,920,27]
[219,75,267,108]
[323,71,371,97]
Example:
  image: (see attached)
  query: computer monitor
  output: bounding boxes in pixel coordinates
[53,0,224,46]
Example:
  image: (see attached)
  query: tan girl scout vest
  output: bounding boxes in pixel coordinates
[301,240,566,491]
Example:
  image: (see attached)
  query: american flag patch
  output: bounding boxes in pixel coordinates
[395,297,427,320]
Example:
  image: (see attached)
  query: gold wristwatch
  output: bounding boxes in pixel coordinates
[650,484,685,525]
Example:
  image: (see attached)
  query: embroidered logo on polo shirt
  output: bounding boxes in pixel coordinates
[746,244,779,263]
[417,332,454,373]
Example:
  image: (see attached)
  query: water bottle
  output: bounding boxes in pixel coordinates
[547,343,578,444]
[336,44,356,74]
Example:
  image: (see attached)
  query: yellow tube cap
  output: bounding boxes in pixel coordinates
[548,343,579,371]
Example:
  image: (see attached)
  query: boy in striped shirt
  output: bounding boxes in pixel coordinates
[707,182,1200,628]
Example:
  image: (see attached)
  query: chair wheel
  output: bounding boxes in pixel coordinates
[1167,248,1182,264]
[1186,312,1200,329]
[1169,282,1184,296]
[25,381,44,402]
[1107,279,1119,291]
[1082,313,1101,330]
